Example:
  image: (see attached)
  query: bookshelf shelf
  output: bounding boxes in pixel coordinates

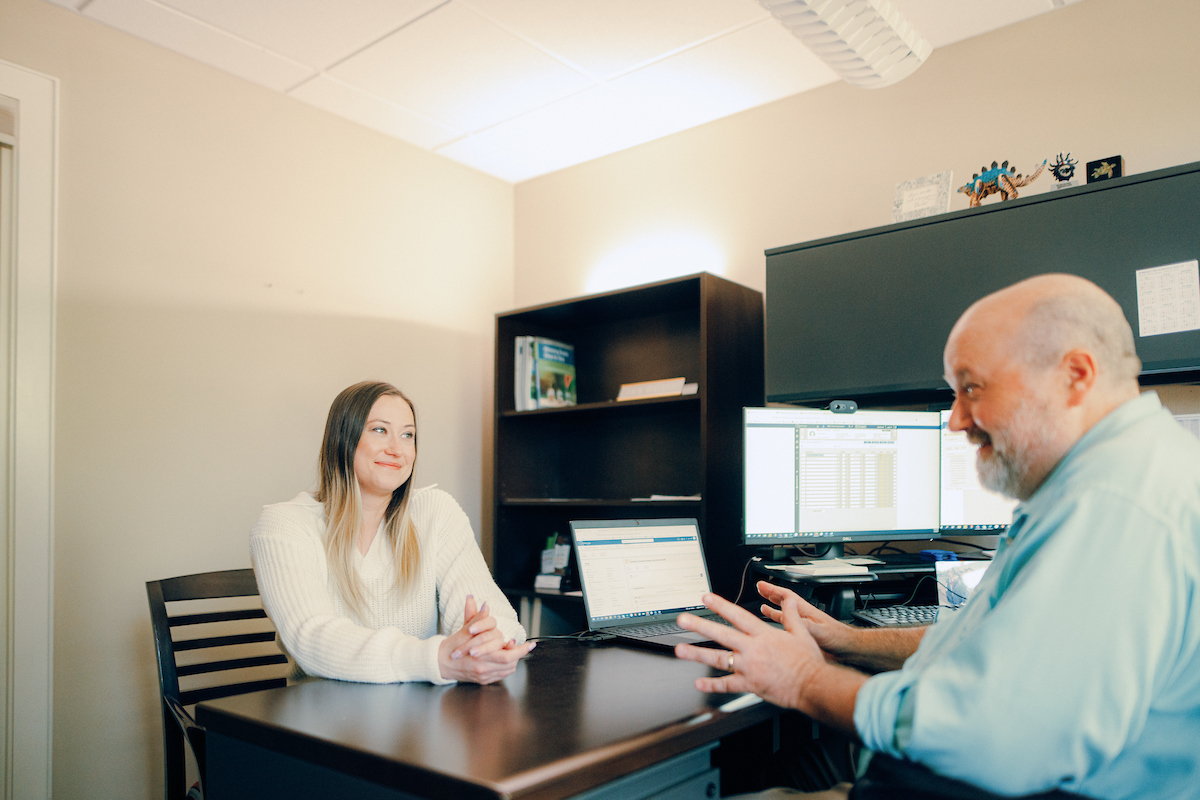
[499,498,703,507]
[492,273,764,599]
[499,394,699,418]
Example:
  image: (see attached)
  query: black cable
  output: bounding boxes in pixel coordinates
[528,630,614,643]
[859,574,969,614]
[933,538,992,551]
[900,575,969,607]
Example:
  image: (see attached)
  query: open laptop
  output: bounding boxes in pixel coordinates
[570,518,730,649]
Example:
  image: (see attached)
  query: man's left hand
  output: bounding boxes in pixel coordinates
[674,592,868,735]
[674,592,825,708]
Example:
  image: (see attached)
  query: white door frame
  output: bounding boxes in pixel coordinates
[0,59,57,800]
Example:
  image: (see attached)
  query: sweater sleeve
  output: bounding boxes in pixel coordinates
[414,489,526,646]
[249,498,450,685]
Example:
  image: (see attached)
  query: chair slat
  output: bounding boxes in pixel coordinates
[173,631,277,651]
[158,569,260,603]
[177,653,289,677]
[180,677,287,706]
[169,608,268,627]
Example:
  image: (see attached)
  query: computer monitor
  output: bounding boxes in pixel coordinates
[938,410,1019,531]
[743,407,1016,557]
[743,407,942,553]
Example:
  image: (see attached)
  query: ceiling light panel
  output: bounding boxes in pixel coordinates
[438,19,839,181]
[328,2,594,133]
[84,0,312,92]
[288,75,463,149]
[459,0,771,80]
[155,0,445,70]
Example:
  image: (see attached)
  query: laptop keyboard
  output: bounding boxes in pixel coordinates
[622,614,732,638]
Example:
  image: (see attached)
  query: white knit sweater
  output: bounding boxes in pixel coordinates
[250,486,525,685]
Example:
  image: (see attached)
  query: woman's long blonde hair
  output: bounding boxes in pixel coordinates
[314,381,420,617]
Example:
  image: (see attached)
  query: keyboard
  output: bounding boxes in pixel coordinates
[621,614,733,639]
[851,604,939,628]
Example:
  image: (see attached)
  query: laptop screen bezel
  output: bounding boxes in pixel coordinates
[569,518,712,632]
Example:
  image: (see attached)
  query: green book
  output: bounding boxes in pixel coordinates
[532,337,576,408]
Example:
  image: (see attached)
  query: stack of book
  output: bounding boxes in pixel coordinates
[515,336,577,410]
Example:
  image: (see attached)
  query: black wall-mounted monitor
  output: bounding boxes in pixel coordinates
[765,162,1200,406]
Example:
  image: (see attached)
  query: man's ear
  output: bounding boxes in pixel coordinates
[1061,348,1098,406]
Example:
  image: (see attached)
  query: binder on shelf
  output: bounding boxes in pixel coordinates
[616,377,687,401]
[514,337,535,410]
[515,336,576,410]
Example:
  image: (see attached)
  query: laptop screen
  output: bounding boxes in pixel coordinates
[570,518,712,626]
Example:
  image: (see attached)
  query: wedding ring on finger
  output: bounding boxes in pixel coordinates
[727,652,735,672]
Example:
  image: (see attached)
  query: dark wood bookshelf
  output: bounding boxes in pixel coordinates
[492,272,764,600]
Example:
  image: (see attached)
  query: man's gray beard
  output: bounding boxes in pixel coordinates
[976,444,1026,499]
[974,397,1056,501]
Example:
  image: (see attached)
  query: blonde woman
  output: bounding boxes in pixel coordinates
[251,381,532,684]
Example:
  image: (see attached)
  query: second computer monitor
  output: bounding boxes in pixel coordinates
[743,406,1017,546]
[938,409,1018,531]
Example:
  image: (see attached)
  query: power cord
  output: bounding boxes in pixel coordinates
[733,555,762,606]
[528,630,615,643]
[857,575,967,612]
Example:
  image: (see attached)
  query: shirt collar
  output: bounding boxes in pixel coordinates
[1002,391,1161,547]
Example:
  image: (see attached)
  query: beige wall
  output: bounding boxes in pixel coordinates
[514,0,1200,317]
[3,0,1200,796]
[1,0,513,797]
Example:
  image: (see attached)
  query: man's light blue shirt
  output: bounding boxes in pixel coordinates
[855,392,1200,799]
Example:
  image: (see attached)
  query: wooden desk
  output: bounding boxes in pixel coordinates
[196,639,780,800]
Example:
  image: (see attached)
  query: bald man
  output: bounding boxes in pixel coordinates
[676,275,1200,799]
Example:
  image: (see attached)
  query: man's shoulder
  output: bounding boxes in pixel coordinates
[1067,401,1197,480]
[1046,407,1200,539]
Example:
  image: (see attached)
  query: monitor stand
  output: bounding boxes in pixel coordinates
[773,543,931,568]
[774,543,849,562]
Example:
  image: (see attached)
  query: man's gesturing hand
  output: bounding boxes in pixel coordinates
[756,581,860,664]
[674,592,867,735]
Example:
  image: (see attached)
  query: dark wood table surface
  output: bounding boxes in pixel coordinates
[197,638,779,800]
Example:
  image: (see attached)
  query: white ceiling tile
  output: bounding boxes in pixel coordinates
[438,20,839,182]
[459,0,770,80]
[155,0,445,70]
[894,0,1059,49]
[435,134,534,183]
[328,2,594,133]
[59,0,1080,184]
[84,0,313,92]
[288,75,462,149]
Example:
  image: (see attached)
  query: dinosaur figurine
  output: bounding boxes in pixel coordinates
[958,159,1048,207]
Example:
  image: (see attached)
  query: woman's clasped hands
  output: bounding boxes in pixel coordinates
[438,595,536,684]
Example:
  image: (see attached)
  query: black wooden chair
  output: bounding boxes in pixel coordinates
[146,569,290,800]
